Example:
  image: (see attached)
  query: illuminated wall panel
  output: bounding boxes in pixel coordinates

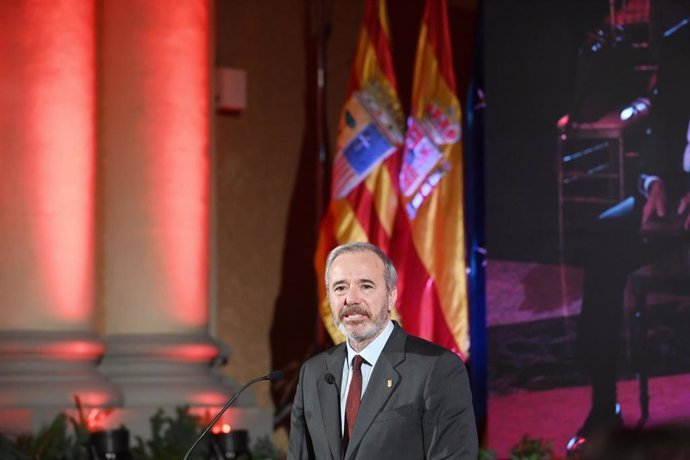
[101,0,210,333]
[0,0,96,328]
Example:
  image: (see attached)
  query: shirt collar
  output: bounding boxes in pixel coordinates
[346,320,394,368]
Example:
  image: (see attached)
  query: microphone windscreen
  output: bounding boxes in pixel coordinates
[324,373,336,384]
[267,370,285,382]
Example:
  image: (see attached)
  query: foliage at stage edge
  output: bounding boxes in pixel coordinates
[131,406,207,460]
[130,407,282,460]
[0,406,560,460]
[0,401,91,460]
[478,447,497,459]
[509,434,561,460]
[0,405,283,460]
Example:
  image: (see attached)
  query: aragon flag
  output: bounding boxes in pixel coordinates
[392,0,470,359]
[314,0,405,344]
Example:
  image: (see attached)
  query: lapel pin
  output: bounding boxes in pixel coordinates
[387,379,393,388]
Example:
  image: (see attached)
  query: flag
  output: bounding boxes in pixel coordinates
[393,0,469,359]
[314,0,405,344]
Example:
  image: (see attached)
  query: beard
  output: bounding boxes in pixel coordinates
[333,304,389,343]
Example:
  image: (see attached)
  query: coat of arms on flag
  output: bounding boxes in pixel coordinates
[332,80,404,200]
[401,102,461,217]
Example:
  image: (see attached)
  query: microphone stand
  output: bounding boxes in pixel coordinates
[183,370,284,460]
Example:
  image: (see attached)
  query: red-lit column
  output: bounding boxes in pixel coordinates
[98,0,252,431]
[0,0,122,432]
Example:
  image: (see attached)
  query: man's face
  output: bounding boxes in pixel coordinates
[327,250,396,346]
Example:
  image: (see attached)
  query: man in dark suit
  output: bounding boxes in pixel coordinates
[288,242,477,460]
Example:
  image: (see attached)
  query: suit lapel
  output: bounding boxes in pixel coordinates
[345,326,406,460]
[317,344,346,460]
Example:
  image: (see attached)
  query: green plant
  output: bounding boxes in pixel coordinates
[0,395,99,459]
[1,413,90,460]
[130,407,285,460]
[509,434,554,460]
[478,446,498,460]
[132,406,207,460]
[0,432,33,460]
[251,435,284,460]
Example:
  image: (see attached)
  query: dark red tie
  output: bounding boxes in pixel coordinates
[344,355,364,444]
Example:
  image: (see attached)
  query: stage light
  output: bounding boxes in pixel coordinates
[88,428,132,460]
[619,97,650,122]
[208,429,250,460]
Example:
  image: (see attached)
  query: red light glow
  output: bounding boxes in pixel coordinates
[68,391,118,409]
[164,343,219,362]
[1,336,104,361]
[65,404,115,432]
[40,340,104,361]
[211,423,232,435]
[188,392,231,406]
[190,406,239,431]
[85,408,109,431]
[81,408,114,432]
[6,1,97,324]
[143,2,210,328]
[102,0,210,329]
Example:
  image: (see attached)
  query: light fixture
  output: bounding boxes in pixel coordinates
[208,429,250,460]
[88,428,132,460]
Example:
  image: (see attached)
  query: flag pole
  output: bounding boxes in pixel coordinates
[465,0,488,439]
[314,0,332,348]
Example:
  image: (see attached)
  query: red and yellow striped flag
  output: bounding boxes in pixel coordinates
[314,0,405,343]
[393,0,469,358]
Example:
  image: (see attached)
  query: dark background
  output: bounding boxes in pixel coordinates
[485,0,609,264]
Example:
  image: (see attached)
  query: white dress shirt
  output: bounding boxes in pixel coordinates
[339,320,394,436]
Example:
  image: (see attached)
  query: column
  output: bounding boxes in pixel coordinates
[98,0,266,435]
[0,0,122,433]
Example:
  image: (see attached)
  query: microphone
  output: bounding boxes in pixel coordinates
[324,373,336,385]
[183,370,284,460]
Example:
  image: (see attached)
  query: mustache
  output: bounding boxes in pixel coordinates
[338,305,370,321]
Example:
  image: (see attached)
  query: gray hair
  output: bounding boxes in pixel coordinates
[324,242,398,293]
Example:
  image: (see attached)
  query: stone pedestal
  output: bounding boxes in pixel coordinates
[99,333,271,441]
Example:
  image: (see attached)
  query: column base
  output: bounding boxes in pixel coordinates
[99,333,272,441]
[0,330,123,434]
